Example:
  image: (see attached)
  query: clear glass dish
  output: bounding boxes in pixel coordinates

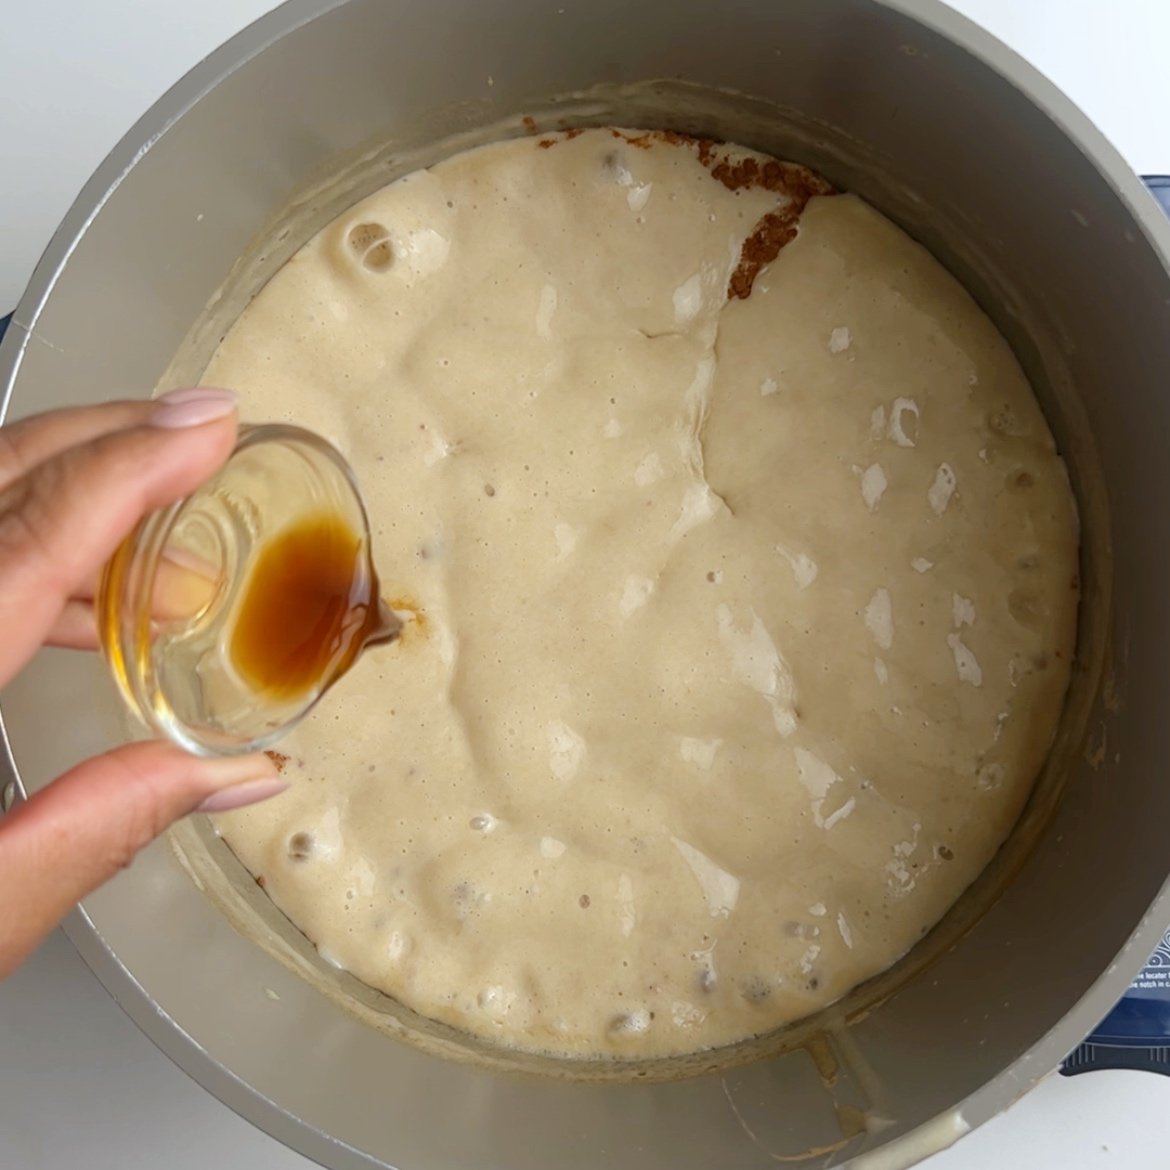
[98,424,395,756]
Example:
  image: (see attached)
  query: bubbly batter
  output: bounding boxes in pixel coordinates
[202,129,1078,1059]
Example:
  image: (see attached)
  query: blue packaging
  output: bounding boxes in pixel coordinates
[1062,926,1170,1077]
[1146,174,1170,218]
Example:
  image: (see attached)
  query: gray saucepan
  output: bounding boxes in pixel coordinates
[3,1,1170,1167]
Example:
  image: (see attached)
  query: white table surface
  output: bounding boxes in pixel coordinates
[2,1,1170,1167]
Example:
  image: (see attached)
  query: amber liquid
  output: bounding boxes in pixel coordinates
[229,511,399,700]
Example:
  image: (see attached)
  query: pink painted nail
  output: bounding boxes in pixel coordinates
[151,387,238,429]
[196,776,288,814]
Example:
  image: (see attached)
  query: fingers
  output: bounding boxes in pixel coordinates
[0,390,242,492]
[46,600,99,650]
[0,389,264,977]
[0,400,156,492]
[0,741,285,979]
[151,549,222,621]
[46,550,223,651]
[0,388,238,686]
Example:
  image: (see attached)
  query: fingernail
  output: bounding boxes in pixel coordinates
[196,775,288,814]
[151,387,237,429]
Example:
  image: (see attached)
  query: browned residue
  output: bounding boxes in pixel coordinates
[264,750,290,774]
[536,127,587,150]
[724,161,834,300]
[616,131,654,150]
[608,128,704,156]
[521,115,539,135]
[255,874,267,889]
[386,596,427,640]
[728,213,799,299]
[601,128,834,299]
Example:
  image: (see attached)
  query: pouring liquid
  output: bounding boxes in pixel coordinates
[229,511,401,700]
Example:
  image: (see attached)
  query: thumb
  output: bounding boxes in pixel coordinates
[0,741,284,978]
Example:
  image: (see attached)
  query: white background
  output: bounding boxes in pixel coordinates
[2,1,1170,1167]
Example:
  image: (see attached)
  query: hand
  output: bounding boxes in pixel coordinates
[0,388,286,979]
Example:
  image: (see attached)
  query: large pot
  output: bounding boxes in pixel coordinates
[3,1,1170,1166]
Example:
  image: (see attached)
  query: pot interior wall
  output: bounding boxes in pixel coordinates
[3,1,1170,1167]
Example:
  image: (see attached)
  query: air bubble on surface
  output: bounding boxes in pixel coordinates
[363,240,394,272]
[608,1008,651,1035]
[287,832,314,862]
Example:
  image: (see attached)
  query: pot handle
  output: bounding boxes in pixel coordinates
[1060,175,1170,1082]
